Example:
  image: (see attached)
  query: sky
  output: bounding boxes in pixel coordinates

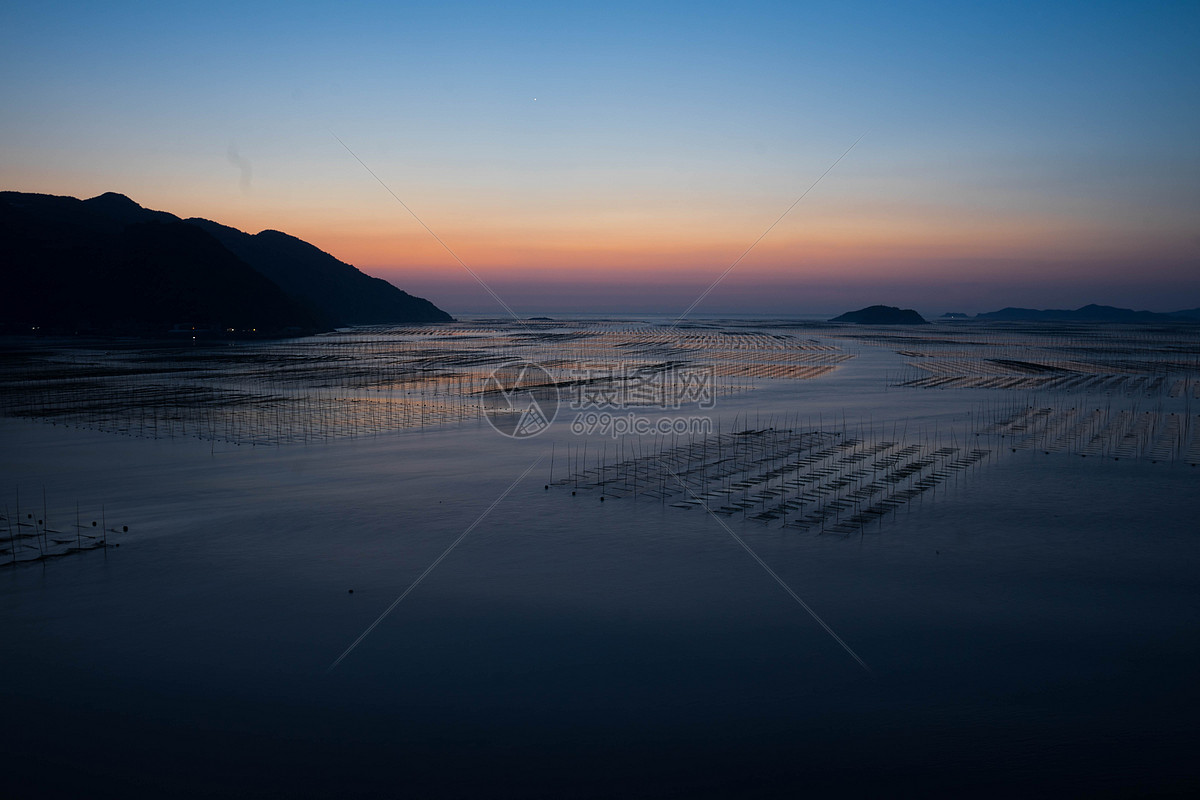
[2,0,1198,315]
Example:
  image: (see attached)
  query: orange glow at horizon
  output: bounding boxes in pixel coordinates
[294,205,1192,288]
[6,169,1192,307]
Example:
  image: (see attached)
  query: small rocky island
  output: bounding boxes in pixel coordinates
[830,305,928,324]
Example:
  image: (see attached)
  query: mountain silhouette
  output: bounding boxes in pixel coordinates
[186,219,449,327]
[975,304,1199,322]
[1,191,452,335]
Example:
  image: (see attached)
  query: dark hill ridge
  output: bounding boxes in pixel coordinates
[83,191,177,226]
[831,305,928,324]
[185,219,448,327]
[975,304,1200,322]
[0,190,452,335]
[1,196,312,334]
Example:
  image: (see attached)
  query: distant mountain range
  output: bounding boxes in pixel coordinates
[1,191,452,335]
[972,304,1200,322]
[830,305,928,324]
[842,304,1200,324]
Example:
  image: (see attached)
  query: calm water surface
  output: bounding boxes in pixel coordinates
[2,326,1198,797]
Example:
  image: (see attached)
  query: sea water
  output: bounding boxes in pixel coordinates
[1,318,1198,797]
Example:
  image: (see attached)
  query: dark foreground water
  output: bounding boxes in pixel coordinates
[2,330,1199,797]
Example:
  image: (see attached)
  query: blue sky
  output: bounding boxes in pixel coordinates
[2,1,1198,313]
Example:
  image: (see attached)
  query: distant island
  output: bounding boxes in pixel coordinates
[973,304,1200,323]
[830,305,928,325]
[1,191,453,336]
[828,304,1200,325]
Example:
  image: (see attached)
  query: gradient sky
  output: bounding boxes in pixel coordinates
[2,1,1198,314]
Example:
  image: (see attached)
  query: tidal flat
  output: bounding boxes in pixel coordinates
[2,316,1198,797]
